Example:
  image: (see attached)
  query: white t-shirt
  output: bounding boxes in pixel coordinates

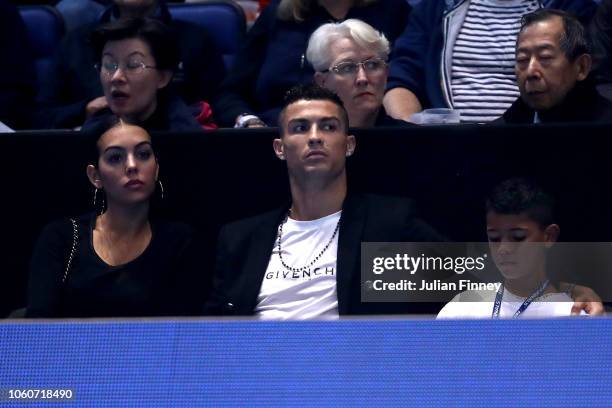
[437,284,583,319]
[255,211,341,320]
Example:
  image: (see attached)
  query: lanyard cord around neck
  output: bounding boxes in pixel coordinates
[492,279,550,318]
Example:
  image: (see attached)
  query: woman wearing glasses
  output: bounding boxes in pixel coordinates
[83,18,202,132]
[307,19,405,127]
[213,0,410,128]
[27,116,202,317]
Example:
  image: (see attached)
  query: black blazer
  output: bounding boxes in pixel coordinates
[205,194,444,316]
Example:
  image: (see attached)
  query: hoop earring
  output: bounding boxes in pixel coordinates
[93,188,106,215]
[158,180,164,200]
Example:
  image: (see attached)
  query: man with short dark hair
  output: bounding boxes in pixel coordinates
[206,84,443,319]
[499,9,612,123]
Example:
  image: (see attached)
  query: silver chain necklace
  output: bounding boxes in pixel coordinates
[277,210,340,273]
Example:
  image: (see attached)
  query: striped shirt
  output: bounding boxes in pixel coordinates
[450,0,540,123]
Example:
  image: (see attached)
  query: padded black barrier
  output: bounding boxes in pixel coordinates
[1,123,612,315]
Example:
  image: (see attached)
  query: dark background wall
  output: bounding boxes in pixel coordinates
[2,124,612,315]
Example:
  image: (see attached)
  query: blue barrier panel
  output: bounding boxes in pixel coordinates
[1,318,611,406]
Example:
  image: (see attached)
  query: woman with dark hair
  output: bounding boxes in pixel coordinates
[82,17,203,131]
[213,0,410,128]
[27,117,200,317]
[35,0,224,130]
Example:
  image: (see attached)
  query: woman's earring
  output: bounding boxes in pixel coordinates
[158,180,164,200]
[93,188,106,215]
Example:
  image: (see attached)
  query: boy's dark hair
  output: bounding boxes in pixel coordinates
[519,9,590,61]
[91,17,178,71]
[278,84,349,134]
[486,178,556,227]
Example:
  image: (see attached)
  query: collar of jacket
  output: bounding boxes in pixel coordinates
[538,79,602,122]
[504,79,602,123]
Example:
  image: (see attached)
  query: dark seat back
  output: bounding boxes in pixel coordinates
[18,6,65,99]
[168,1,246,70]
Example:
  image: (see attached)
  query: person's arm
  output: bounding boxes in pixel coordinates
[560,283,605,316]
[26,220,73,317]
[385,0,445,119]
[211,4,275,127]
[383,87,423,122]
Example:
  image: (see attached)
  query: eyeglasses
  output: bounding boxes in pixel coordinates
[325,58,387,76]
[95,60,157,77]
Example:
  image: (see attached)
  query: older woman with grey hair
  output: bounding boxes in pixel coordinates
[307,19,406,127]
[212,0,410,128]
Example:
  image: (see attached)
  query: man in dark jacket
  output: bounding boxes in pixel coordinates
[499,9,612,123]
[206,84,444,318]
[35,0,225,129]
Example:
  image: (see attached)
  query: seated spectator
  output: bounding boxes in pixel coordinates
[438,178,600,318]
[0,0,36,129]
[205,84,445,319]
[590,0,612,101]
[35,0,224,129]
[382,0,597,123]
[82,18,203,132]
[27,117,201,317]
[307,19,407,127]
[498,9,612,124]
[213,0,411,128]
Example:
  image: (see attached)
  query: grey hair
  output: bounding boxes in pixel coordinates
[306,19,390,72]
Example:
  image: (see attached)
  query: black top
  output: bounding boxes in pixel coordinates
[497,80,612,124]
[27,213,202,317]
[81,91,203,132]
